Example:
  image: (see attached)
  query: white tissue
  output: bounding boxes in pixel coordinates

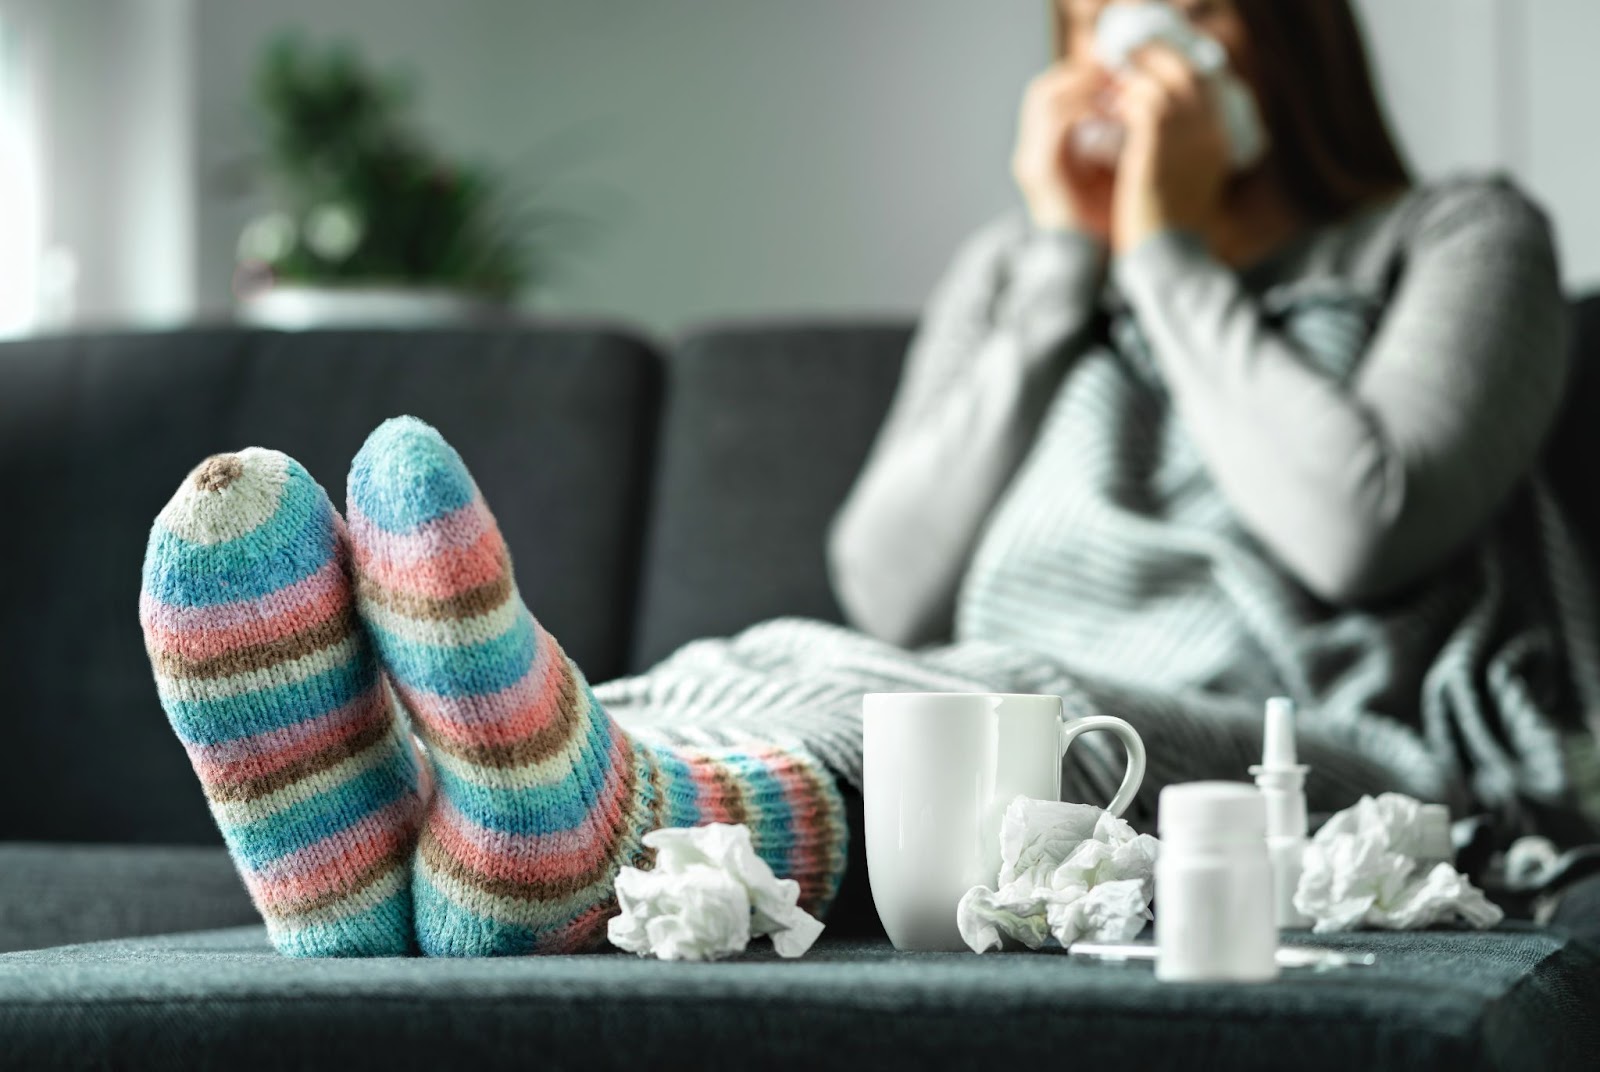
[607,823,824,961]
[1094,1,1228,73]
[1294,793,1503,934]
[1075,0,1268,170]
[957,797,1160,954]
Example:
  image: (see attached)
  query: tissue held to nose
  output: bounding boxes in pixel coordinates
[1071,0,1268,170]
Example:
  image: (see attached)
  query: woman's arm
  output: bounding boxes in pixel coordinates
[1114,179,1570,604]
[827,217,1106,646]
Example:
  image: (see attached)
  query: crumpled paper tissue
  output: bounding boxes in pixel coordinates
[956,796,1161,954]
[607,823,824,961]
[1294,793,1503,933]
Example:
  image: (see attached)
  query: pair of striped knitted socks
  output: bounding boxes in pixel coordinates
[139,418,846,957]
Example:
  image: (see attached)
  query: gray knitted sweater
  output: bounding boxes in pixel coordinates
[598,176,1595,824]
[825,175,1595,814]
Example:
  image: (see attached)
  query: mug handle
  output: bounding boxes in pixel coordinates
[1058,715,1147,819]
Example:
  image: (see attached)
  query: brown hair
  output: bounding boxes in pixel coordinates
[1054,0,1412,222]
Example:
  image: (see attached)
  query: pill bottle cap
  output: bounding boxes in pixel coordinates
[1159,781,1267,845]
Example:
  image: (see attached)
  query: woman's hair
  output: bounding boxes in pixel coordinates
[1054,0,1413,222]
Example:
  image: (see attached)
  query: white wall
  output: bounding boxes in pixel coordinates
[25,0,1600,334]
[1354,0,1600,288]
[192,0,1048,331]
[8,0,194,329]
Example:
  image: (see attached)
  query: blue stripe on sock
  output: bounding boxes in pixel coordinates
[165,656,375,745]
[730,754,795,874]
[646,744,701,829]
[275,887,415,958]
[412,870,542,957]
[429,705,619,835]
[143,468,335,609]
[229,756,416,868]
[367,612,536,698]
[347,417,475,533]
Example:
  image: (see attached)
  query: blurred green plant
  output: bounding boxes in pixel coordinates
[237,35,547,300]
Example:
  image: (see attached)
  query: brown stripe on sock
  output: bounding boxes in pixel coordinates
[152,605,357,682]
[355,554,514,623]
[421,737,643,903]
[786,755,839,911]
[415,652,588,771]
[706,761,749,828]
[203,701,394,805]
[275,822,419,918]
[627,755,665,872]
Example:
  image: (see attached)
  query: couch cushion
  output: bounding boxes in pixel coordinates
[0,327,662,843]
[0,844,257,953]
[630,323,909,672]
[2,925,1596,1071]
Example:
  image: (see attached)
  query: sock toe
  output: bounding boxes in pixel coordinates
[142,449,336,612]
[348,416,477,535]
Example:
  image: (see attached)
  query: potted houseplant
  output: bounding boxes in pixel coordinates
[235,36,543,328]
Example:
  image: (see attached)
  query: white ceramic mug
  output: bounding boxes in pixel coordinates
[863,692,1147,952]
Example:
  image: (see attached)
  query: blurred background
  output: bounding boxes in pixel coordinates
[0,0,1595,338]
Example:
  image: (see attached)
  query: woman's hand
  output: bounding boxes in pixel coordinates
[1011,62,1115,239]
[1112,44,1231,253]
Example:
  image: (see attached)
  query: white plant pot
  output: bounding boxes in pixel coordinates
[237,285,503,330]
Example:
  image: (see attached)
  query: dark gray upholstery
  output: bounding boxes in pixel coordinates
[629,323,909,671]
[0,845,257,954]
[0,327,661,845]
[1546,295,1600,567]
[5,311,1600,1066]
[2,926,1596,1071]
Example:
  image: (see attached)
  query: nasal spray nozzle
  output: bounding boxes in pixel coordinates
[1249,698,1312,929]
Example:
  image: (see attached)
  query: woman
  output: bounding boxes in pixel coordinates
[139,0,1593,960]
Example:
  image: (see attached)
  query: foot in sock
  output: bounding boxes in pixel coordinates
[140,449,426,957]
[346,416,848,956]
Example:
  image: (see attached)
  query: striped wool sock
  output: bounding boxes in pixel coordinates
[139,449,427,957]
[347,416,848,956]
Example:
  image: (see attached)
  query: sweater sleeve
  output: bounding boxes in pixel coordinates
[1112,179,1570,605]
[826,217,1108,647]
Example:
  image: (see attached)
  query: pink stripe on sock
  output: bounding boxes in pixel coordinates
[249,795,418,899]
[140,558,347,659]
[346,497,494,570]
[691,761,743,825]
[186,685,390,784]
[392,633,572,745]
[426,731,636,886]
[759,747,825,892]
[251,802,417,913]
[544,900,614,952]
[351,519,506,601]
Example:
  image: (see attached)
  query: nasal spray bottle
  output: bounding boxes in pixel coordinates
[1249,697,1312,929]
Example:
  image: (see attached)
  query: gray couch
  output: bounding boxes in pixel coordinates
[3,319,1599,1070]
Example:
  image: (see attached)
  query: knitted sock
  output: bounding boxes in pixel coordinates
[347,416,848,956]
[139,449,426,957]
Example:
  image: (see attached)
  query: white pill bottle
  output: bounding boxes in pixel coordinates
[1155,782,1280,983]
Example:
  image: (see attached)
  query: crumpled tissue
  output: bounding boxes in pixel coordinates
[1294,793,1504,933]
[607,823,824,961]
[956,796,1161,954]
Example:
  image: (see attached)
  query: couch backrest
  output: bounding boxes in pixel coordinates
[0,327,661,842]
[1547,296,1600,569]
[628,323,908,671]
